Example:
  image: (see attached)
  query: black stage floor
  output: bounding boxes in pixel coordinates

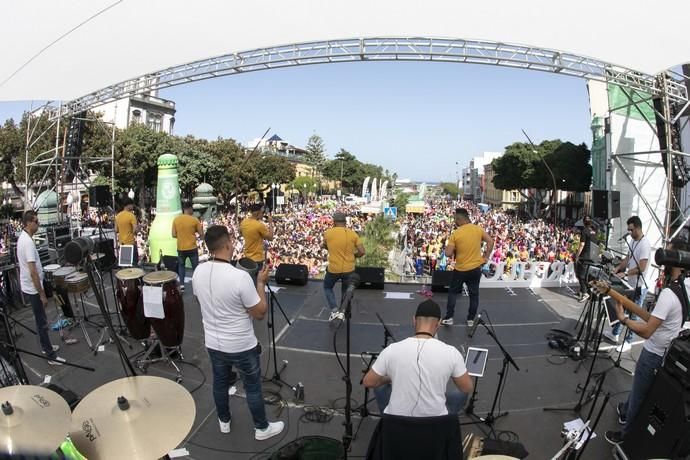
[7,275,637,459]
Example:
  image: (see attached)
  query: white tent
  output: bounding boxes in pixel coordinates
[1,0,689,103]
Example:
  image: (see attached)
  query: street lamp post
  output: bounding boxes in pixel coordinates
[271,183,276,212]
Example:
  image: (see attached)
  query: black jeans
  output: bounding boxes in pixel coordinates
[444,267,482,320]
[575,260,591,295]
[25,292,57,359]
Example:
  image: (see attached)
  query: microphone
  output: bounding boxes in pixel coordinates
[340,273,361,311]
[468,314,482,338]
[617,231,630,242]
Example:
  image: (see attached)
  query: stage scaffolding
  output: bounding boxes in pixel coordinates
[26,37,689,240]
[24,103,115,221]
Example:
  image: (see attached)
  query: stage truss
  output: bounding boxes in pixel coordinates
[26,37,690,240]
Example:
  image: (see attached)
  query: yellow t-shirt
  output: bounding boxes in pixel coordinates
[173,214,201,251]
[240,217,269,262]
[115,210,136,245]
[448,223,485,271]
[325,227,362,274]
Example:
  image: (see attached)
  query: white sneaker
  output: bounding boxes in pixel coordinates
[328,310,344,322]
[615,342,632,353]
[219,418,231,434]
[440,318,453,326]
[602,330,619,343]
[466,319,474,327]
[48,357,64,366]
[41,344,60,354]
[255,421,284,441]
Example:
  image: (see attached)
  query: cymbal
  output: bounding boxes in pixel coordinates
[0,385,71,457]
[70,376,195,460]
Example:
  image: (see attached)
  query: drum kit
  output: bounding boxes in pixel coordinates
[0,376,196,459]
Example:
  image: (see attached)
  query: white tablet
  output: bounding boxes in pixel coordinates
[466,347,489,377]
[118,245,134,267]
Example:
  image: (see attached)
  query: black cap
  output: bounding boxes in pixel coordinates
[415,299,441,319]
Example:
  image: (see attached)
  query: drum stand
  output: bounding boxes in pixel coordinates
[135,335,183,383]
[90,269,132,354]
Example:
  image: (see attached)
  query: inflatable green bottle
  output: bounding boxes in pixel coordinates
[148,153,181,263]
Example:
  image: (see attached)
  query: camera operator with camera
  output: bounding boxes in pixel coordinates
[591,237,690,446]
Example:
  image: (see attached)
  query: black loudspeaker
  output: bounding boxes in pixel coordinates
[621,369,690,460]
[88,185,111,208]
[93,238,116,270]
[431,270,454,292]
[354,266,384,290]
[275,263,308,286]
[592,190,620,220]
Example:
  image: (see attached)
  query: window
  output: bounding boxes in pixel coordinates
[131,109,141,124]
[147,112,162,132]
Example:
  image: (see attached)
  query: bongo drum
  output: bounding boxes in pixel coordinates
[43,264,61,298]
[142,270,185,347]
[53,267,76,289]
[66,272,90,294]
[115,268,150,340]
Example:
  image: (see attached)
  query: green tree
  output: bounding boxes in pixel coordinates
[253,154,296,194]
[357,215,397,271]
[547,142,592,192]
[304,133,327,177]
[290,176,318,197]
[0,118,24,194]
[439,182,460,197]
[389,191,410,216]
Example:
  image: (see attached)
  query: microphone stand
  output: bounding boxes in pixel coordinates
[469,317,519,430]
[341,286,355,459]
[265,282,292,387]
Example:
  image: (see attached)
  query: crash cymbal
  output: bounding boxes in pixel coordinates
[0,385,71,457]
[70,376,195,460]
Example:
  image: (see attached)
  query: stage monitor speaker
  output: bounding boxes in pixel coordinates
[621,368,690,460]
[93,238,116,270]
[88,185,111,208]
[592,190,620,220]
[354,266,384,290]
[275,263,308,286]
[431,269,454,292]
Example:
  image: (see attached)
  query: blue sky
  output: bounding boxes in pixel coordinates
[0,61,592,182]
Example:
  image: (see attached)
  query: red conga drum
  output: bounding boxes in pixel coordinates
[143,270,185,347]
[115,268,150,340]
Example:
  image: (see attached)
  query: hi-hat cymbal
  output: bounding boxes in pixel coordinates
[0,385,71,457]
[70,376,195,460]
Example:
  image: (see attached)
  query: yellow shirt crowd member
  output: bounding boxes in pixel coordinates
[173,213,202,251]
[447,223,485,271]
[115,209,137,245]
[324,227,362,274]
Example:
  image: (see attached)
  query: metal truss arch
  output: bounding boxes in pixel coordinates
[49,37,688,119]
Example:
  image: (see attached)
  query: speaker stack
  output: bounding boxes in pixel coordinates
[592,190,620,220]
[354,266,385,290]
[88,185,112,208]
[431,270,454,292]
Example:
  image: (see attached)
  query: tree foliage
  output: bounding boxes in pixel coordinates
[439,182,460,197]
[0,118,23,194]
[304,133,327,176]
[357,215,397,270]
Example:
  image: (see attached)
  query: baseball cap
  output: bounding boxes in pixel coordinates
[415,299,442,319]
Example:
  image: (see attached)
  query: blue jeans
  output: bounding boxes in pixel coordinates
[373,383,467,415]
[25,292,57,359]
[177,249,199,284]
[611,288,647,343]
[323,271,353,311]
[207,346,268,429]
[445,267,482,320]
[622,347,662,434]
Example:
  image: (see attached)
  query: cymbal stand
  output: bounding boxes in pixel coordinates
[266,283,292,388]
[89,267,131,354]
[0,294,28,385]
[70,290,95,351]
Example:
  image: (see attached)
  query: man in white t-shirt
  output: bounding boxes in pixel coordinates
[17,211,62,364]
[363,299,473,416]
[192,225,284,440]
[603,216,652,351]
[592,238,688,446]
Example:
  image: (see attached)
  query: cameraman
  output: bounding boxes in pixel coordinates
[592,238,689,446]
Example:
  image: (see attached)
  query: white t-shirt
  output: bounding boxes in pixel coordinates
[643,278,688,356]
[371,337,467,417]
[625,235,651,291]
[17,230,43,294]
[192,261,261,353]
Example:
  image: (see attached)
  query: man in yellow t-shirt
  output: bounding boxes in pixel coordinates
[323,212,365,321]
[441,208,494,327]
[240,203,273,270]
[115,198,139,265]
[172,202,204,289]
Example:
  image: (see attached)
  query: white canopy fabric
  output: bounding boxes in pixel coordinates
[1,0,689,102]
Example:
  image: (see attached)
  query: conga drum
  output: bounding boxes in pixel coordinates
[143,270,185,347]
[115,268,150,340]
[43,264,61,298]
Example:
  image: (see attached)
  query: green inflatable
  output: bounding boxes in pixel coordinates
[148,153,182,264]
